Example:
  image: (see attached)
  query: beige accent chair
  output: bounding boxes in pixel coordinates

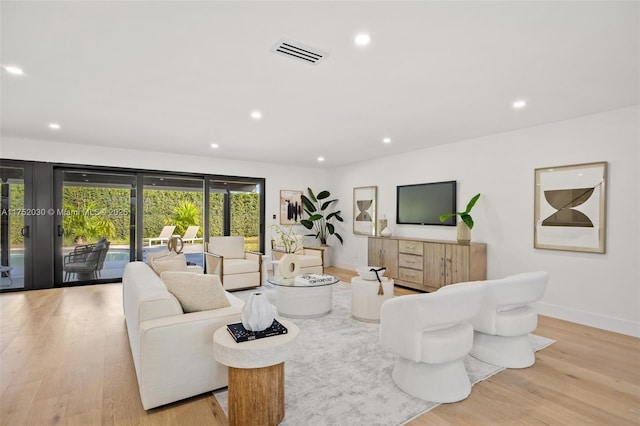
[145,225,176,247]
[270,235,324,274]
[205,236,262,291]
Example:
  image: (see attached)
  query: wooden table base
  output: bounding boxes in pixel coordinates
[228,362,285,426]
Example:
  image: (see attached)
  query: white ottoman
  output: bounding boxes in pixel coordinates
[351,276,394,322]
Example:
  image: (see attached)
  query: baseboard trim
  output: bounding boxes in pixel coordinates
[335,261,640,338]
[534,301,640,337]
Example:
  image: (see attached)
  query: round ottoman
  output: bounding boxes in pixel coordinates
[351,276,394,322]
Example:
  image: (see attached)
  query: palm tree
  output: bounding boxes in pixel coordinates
[167,201,200,236]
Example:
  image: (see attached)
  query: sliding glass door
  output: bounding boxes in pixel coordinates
[209,178,263,252]
[142,175,204,267]
[1,160,265,290]
[0,164,33,290]
[54,169,136,286]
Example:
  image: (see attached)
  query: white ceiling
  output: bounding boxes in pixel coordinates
[1,1,638,168]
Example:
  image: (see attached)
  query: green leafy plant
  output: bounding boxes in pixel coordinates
[270,224,303,253]
[63,199,116,245]
[439,193,481,229]
[167,201,200,236]
[300,188,344,245]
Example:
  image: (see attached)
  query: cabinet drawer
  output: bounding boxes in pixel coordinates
[399,254,423,270]
[399,240,423,255]
[398,268,424,285]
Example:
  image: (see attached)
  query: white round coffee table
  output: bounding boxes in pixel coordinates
[213,319,299,426]
[267,274,339,318]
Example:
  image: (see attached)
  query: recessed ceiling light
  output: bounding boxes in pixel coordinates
[210,143,219,149]
[383,137,391,144]
[3,65,24,75]
[512,100,527,109]
[317,156,325,162]
[250,111,262,119]
[355,34,371,46]
[48,123,61,130]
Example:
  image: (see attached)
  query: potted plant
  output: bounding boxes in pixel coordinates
[270,224,303,254]
[300,188,343,266]
[439,193,481,245]
[269,224,304,278]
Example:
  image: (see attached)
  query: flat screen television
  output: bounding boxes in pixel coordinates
[396,181,457,226]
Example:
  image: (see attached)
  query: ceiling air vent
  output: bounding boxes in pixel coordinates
[271,39,328,65]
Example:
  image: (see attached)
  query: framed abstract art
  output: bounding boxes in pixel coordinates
[534,161,607,253]
[353,186,377,235]
[280,190,303,225]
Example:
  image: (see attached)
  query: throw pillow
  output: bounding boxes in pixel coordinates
[160,272,230,313]
[146,251,175,266]
[150,253,187,275]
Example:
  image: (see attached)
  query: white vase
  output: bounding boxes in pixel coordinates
[241,292,275,331]
[278,253,300,278]
[456,222,471,245]
[321,244,331,267]
[381,227,392,237]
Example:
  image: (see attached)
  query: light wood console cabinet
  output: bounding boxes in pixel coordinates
[368,237,486,292]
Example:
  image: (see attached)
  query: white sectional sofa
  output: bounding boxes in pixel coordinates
[122,261,244,409]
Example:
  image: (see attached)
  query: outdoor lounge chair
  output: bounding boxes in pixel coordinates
[63,238,110,281]
[145,225,176,247]
[181,225,203,244]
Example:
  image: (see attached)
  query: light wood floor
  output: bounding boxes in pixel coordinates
[1,266,639,426]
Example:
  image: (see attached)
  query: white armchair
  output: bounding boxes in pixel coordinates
[205,236,262,291]
[469,271,549,368]
[379,282,486,403]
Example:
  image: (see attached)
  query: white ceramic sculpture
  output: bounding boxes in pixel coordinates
[278,253,300,278]
[241,291,275,331]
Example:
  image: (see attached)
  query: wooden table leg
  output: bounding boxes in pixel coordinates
[228,362,285,426]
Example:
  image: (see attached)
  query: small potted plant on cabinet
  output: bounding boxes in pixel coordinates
[439,193,481,245]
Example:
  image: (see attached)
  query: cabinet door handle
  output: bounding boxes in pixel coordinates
[406,259,415,263]
[440,258,445,276]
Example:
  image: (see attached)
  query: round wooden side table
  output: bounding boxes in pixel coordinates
[213,319,299,426]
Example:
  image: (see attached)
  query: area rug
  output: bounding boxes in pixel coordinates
[214,282,555,426]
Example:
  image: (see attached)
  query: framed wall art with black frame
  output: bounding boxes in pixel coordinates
[534,161,607,253]
[353,186,377,236]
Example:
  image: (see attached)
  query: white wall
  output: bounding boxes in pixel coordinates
[2,107,638,336]
[328,106,639,337]
[0,136,329,254]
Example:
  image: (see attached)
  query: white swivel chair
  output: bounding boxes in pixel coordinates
[380,282,486,403]
[469,271,549,368]
[205,236,262,291]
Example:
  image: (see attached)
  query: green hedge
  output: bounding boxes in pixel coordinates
[3,184,260,246]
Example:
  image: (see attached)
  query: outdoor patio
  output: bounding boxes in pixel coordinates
[0,242,205,290]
